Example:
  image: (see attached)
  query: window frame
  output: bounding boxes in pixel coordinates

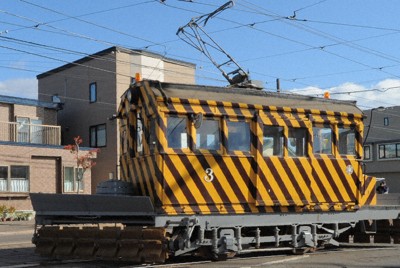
[384,117,389,126]
[262,125,284,157]
[0,165,29,193]
[378,143,400,160]
[312,124,333,155]
[0,166,8,192]
[363,145,372,161]
[89,82,97,103]
[89,123,107,148]
[15,117,43,144]
[165,114,190,151]
[226,119,251,153]
[194,116,222,152]
[287,127,308,157]
[136,112,144,155]
[338,124,356,156]
[63,166,84,193]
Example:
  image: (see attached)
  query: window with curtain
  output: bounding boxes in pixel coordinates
[10,166,29,192]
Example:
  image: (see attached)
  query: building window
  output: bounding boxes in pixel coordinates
[64,167,84,192]
[89,82,97,103]
[0,166,8,192]
[195,118,220,151]
[288,127,308,157]
[167,115,188,149]
[378,143,400,159]
[263,125,284,157]
[90,124,106,147]
[16,117,30,143]
[227,120,250,152]
[364,145,371,160]
[0,165,29,193]
[16,117,43,144]
[338,125,356,155]
[313,125,332,154]
[384,117,389,126]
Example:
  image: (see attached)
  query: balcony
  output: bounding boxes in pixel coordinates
[0,121,61,146]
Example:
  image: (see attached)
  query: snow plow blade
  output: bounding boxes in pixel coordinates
[30,193,156,225]
[30,193,167,263]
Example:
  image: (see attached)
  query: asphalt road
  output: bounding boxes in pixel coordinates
[1,221,400,268]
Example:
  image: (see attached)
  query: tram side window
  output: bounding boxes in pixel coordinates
[167,116,188,149]
[149,118,157,153]
[338,125,356,155]
[195,118,220,150]
[313,126,332,154]
[121,127,128,154]
[288,128,307,157]
[137,112,143,155]
[227,121,250,152]
[263,126,284,157]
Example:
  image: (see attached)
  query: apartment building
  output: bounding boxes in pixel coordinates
[0,95,92,211]
[363,106,400,193]
[37,46,196,192]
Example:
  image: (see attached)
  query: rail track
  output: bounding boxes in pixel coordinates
[3,243,400,268]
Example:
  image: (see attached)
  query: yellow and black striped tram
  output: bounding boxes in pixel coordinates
[30,79,400,263]
[118,79,375,216]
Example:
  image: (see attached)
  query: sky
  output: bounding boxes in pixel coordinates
[1,0,400,110]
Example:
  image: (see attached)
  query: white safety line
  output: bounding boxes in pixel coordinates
[0,241,33,249]
[0,230,33,236]
[251,255,309,267]
[123,260,212,268]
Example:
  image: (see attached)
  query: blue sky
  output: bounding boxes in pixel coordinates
[1,0,400,109]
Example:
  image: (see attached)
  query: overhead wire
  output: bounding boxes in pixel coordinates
[238,0,400,66]
[3,0,394,91]
[160,0,400,91]
[230,1,400,88]
[8,1,227,83]
[2,0,400,100]
[18,0,162,47]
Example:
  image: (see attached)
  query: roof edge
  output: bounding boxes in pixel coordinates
[37,46,196,79]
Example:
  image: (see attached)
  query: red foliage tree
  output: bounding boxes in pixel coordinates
[64,136,99,193]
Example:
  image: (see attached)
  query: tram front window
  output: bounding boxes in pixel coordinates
[263,126,284,157]
[313,126,332,154]
[195,118,220,150]
[338,125,356,155]
[227,121,250,152]
[288,128,307,157]
[167,116,188,149]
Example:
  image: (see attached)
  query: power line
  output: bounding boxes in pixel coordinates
[293,0,329,13]
[2,0,400,98]
[18,0,164,47]
[8,0,396,91]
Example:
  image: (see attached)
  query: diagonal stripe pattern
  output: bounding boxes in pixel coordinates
[118,81,375,216]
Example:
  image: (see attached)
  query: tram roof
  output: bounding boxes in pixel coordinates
[146,81,362,115]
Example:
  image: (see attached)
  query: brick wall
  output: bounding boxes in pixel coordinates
[0,104,11,122]
[0,143,93,211]
[12,104,57,125]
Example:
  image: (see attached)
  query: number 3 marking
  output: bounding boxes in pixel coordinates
[204,168,214,182]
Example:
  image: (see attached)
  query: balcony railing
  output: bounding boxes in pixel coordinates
[0,121,61,145]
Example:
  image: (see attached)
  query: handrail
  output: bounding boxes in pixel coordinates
[0,121,61,145]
